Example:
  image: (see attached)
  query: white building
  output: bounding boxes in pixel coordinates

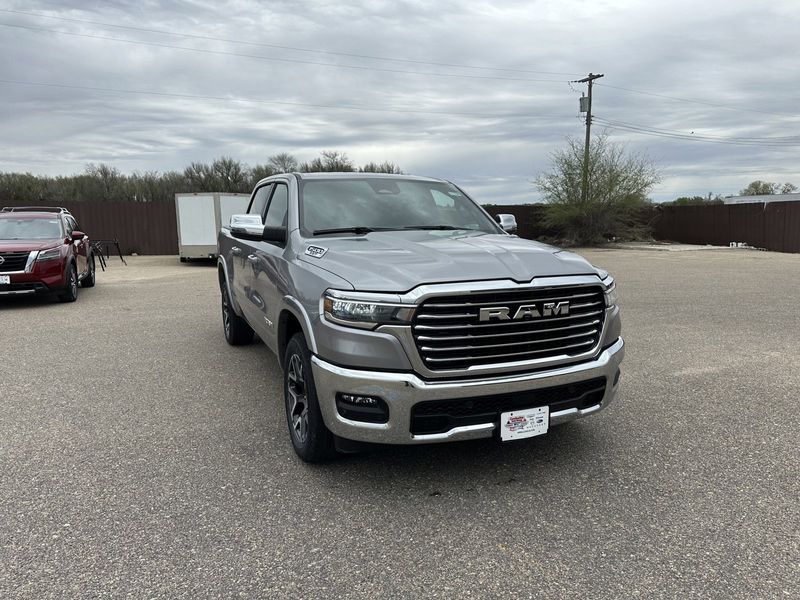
[723,193,800,205]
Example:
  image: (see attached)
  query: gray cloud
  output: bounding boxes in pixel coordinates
[0,0,797,203]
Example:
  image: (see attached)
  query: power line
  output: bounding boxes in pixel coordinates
[598,123,798,147]
[596,118,800,146]
[597,117,800,142]
[594,117,800,147]
[0,78,574,120]
[0,22,569,85]
[0,8,582,77]
[595,82,793,118]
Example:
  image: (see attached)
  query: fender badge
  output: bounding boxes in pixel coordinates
[305,245,328,259]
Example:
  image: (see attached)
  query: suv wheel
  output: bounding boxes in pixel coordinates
[58,263,78,303]
[284,333,336,462]
[81,255,96,288]
[221,282,253,345]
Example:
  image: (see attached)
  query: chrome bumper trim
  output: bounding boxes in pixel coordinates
[311,337,624,445]
[0,289,36,296]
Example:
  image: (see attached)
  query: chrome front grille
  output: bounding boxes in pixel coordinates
[0,251,30,272]
[411,285,606,371]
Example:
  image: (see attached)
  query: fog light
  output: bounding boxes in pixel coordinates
[336,393,389,424]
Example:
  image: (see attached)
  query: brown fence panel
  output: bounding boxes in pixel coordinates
[783,203,800,253]
[653,201,800,253]
[7,199,799,255]
[6,200,178,255]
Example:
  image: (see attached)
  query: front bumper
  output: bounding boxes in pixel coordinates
[312,337,625,445]
[0,252,65,296]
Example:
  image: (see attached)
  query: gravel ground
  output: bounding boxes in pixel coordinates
[1,249,798,599]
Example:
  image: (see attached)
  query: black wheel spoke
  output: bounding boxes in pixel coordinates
[287,354,309,444]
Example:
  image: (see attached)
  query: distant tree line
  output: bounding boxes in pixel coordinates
[661,180,798,206]
[739,180,797,196]
[0,151,403,204]
[663,195,724,206]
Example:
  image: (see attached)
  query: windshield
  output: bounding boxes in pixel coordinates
[0,217,64,240]
[298,178,500,236]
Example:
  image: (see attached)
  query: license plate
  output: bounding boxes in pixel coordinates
[0,275,10,284]
[500,406,549,441]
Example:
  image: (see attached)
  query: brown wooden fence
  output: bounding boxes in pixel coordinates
[653,201,800,253]
[6,199,799,255]
[5,200,178,255]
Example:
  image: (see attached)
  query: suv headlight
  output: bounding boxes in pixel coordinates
[36,247,61,262]
[603,276,618,307]
[323,291,416,330]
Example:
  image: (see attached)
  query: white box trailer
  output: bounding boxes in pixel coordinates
[175,192,250,261]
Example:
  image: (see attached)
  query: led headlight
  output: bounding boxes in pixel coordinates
[323,292,416,330]
[36,247,61,262]
[603,277,618,307]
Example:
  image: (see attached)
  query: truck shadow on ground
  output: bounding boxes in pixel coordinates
[300,420,613,501]
[0,295,67,310]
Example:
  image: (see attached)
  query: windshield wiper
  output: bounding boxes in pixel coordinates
[403,225,478,231]
[312,226,400,236]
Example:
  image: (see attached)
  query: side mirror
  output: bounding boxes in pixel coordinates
[71,230,86,241]
[263,226,287,244]
[494,213,517,234]
[229,214,265,241]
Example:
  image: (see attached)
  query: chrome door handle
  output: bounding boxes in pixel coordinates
[231,246,242,256]
[247,255,258,263]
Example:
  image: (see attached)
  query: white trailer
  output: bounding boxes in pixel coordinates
[175,192,250,261]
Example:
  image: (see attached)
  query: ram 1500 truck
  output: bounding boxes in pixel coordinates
[217,173,623,462]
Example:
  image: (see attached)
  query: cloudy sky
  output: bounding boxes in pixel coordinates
[1,0,798,203]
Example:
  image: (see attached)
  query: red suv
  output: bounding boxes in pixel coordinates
[0,207,96,302]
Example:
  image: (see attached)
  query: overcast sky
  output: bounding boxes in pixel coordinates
[1,0,798,203]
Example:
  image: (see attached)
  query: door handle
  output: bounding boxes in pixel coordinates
[247,255,258,263]
[231,246,242,256]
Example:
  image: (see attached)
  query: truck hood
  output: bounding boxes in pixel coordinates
[298,231,599,292]
[0,239,60,252]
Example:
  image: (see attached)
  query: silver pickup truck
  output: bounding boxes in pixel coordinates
[217,173,624,462]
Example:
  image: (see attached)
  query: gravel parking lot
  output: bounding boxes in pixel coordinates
[1,248,798,599]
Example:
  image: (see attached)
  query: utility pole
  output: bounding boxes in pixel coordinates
[576,72,604,203]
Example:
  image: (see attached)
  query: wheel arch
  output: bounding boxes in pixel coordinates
[278,298,318,369]
[217,258,244,316]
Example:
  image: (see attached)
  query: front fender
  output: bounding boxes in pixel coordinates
[217,256,244,316]
[281,295,318,355]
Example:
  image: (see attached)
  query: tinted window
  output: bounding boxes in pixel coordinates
[0,217,64,240]
[248,184,273,221]
[265,184,288,228]
[299,179,498,235]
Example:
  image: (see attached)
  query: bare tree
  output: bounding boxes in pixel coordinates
[359,161,403,174]
[300,150,355,172]
[268,152,299,173]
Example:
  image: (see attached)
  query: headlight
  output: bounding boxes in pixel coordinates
[323,291,416,330]
[603,277,618,307]
[36,247,61,262]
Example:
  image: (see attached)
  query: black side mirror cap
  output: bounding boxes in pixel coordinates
[263,226,287,244]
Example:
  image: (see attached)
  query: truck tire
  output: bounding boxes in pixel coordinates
[58,263,78,303]
[221,283,253,345]
[81,255,96,288]
[283,333,337,463]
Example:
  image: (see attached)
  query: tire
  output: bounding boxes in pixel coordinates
[81,255,96,288]
[221,282,253,345]
[57,263,78,303]
[284,333,336,463]
[179,257,187,263]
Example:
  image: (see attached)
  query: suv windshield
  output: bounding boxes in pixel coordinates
[0,217,64,240]
[299,178,500,236]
